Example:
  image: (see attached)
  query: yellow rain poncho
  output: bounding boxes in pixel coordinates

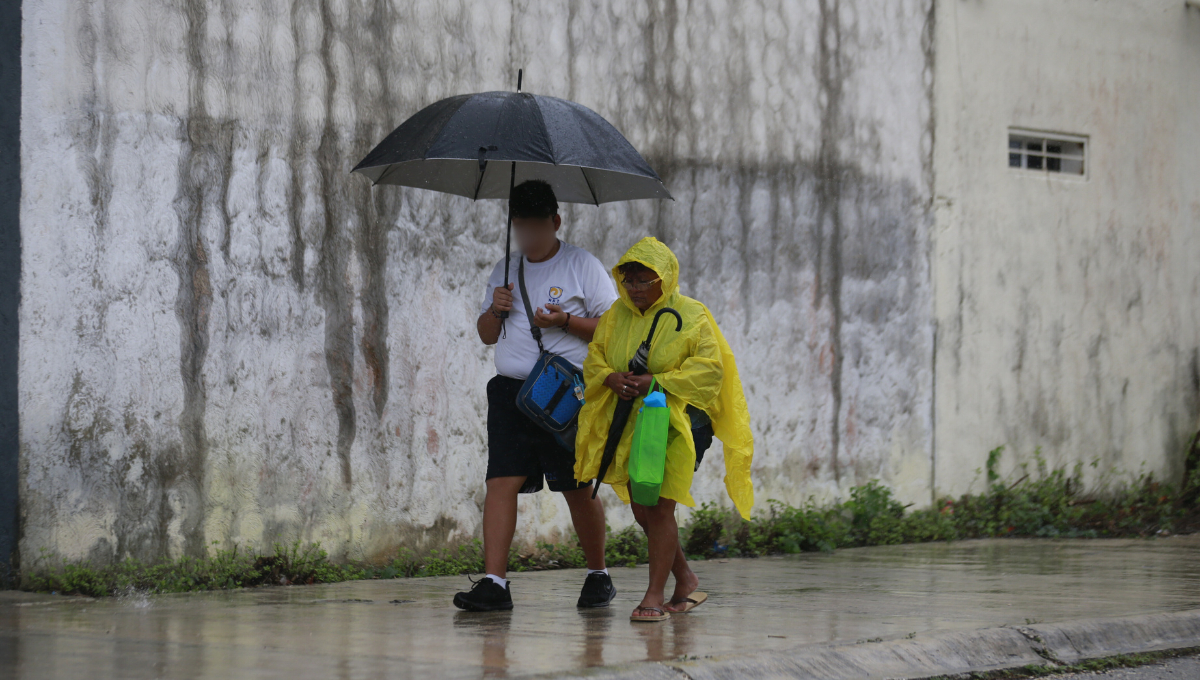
[574,237,754,518]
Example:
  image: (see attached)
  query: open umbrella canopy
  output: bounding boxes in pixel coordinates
[351,90,673,205]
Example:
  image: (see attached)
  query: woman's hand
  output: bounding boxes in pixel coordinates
[605,372,654,400]
[604,372,640,400]
[533,303,568,329]
[627,373,655,396]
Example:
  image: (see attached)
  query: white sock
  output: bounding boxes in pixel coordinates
[485,573,508,589]
[587,568,609,576]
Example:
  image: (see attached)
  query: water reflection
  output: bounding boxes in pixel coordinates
[453,610,513,677]
[630,612,698,662]
[577,609,613,667]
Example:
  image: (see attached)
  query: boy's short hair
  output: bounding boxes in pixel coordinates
[510,180,559,219]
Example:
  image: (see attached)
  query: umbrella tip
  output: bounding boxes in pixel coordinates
[517,68,523,93]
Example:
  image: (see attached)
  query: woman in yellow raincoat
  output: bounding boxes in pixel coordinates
[574,236,753,622]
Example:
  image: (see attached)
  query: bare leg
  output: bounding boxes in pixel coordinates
[631,497,679,619]
[561,485,607,570]
[632,500,698,611]
[631,501,649,530]
[666,543,699,610]
[482,476,525,578]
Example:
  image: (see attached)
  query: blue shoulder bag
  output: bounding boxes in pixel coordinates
[514,257,587,443]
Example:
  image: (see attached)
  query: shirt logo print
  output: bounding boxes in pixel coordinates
[548,287,564,304]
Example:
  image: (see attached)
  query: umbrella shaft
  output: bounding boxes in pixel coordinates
[500,160,517,319]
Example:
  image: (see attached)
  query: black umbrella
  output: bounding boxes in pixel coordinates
[352,70,673,314]
[592,307,683,499]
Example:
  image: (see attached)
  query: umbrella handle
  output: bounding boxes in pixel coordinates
[652,309,681,340]
[647,308,683,341]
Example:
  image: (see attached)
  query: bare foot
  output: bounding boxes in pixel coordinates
[665,571,700,612]
[631,605,667,620]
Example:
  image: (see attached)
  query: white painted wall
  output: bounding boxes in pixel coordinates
[19,0,936,568]
[933,0,1200,495]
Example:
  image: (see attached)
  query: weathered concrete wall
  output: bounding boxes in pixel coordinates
[18,0,935,568]
[932,0,1200,495]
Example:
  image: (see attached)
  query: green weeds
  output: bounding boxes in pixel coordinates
[23,443,1200,598]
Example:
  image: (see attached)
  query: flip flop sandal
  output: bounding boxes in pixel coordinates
[630,606,670,622]
[669,591,708,613]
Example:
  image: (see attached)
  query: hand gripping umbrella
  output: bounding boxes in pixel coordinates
[592,307,683,498]
[351,70,673,316]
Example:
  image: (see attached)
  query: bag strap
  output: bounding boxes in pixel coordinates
[517,256,546,353]
[542,378,573,416]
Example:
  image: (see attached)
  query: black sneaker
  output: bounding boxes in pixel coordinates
[577,572,616,608]
[453,576,514,611]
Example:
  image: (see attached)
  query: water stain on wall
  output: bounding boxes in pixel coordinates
[21,0,937,567]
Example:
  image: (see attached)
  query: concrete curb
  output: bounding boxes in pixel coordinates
[545,609,1200,680]
[1023,609,1200,664]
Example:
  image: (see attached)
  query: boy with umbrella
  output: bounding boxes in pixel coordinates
[455,180,618,611]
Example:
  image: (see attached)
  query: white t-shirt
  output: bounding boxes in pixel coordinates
[481,241,619,380]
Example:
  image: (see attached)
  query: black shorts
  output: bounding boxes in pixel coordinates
[486,375,591,494]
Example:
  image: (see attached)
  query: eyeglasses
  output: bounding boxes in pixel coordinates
[621,277,662,292]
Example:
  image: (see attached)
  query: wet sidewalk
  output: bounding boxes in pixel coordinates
[3,535,1200,679]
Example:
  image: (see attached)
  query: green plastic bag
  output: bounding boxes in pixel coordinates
[628,379,670,506]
